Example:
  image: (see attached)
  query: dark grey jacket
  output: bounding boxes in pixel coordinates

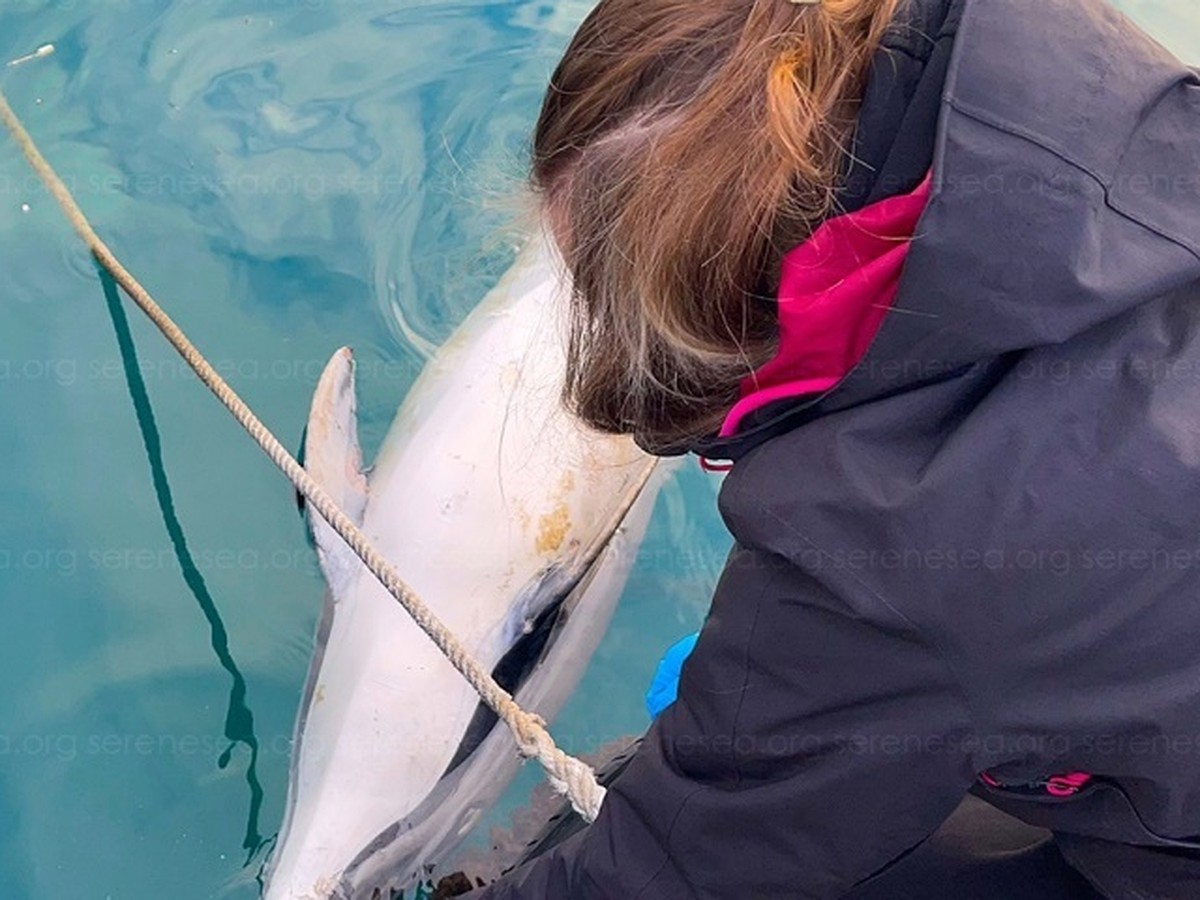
[476,0,1200,896]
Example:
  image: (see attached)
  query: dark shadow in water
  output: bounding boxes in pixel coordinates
[99,267,268,866]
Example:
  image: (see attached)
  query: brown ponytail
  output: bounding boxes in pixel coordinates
[530,0,902,452]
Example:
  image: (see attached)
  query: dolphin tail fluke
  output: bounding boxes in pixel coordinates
[305,347,370,597]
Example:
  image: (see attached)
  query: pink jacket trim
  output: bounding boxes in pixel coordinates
[719,173,934,438]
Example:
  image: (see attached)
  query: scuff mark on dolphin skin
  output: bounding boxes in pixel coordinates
[511,501,531,534]
[499,361,520,392]
[533,471,580,553]
[535,503,570,554]
[310,874,338,899]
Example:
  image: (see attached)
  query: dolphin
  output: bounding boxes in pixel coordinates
[263,229,665,899]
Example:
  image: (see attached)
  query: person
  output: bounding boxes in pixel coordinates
[470,0,1200,896]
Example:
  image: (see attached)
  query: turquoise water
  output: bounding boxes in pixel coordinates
[0,2,1196,898]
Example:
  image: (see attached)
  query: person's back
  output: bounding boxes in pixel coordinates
[471,0,1200,897]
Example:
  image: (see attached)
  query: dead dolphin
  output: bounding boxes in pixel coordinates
[263,231,665,899]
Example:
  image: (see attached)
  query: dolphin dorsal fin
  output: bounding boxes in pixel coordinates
[304,347,370,597]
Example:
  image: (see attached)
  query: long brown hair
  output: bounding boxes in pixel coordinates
[530,0,902,452]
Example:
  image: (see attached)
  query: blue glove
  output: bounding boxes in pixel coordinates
[644,632,699,720]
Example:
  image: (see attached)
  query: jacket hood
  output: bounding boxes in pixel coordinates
[693,0,1200,463]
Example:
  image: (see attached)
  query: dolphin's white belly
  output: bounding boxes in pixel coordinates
[265,232,659,899]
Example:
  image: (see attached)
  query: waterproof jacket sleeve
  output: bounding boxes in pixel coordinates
[472,542,977,900]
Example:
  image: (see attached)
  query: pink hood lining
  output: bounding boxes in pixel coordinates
[719,173,934,439]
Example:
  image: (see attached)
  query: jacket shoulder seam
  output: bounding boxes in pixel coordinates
[629,784,708,900]
[944,97,1200,263]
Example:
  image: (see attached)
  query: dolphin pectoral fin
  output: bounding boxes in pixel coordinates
[305,347,370,597]
[442,586,568,778]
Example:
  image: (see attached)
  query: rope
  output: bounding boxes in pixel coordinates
[0,82,614,822]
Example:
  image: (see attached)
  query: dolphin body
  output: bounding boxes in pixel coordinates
[264,231,664,899]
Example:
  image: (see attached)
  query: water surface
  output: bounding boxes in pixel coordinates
[0,2,1195,897]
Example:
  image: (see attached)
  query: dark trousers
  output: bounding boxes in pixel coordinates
[843,795,1200,899]
[511,741,1200,899]
[1054,832,1200,900]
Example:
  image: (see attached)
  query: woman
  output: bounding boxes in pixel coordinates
[473,0,1200,896]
